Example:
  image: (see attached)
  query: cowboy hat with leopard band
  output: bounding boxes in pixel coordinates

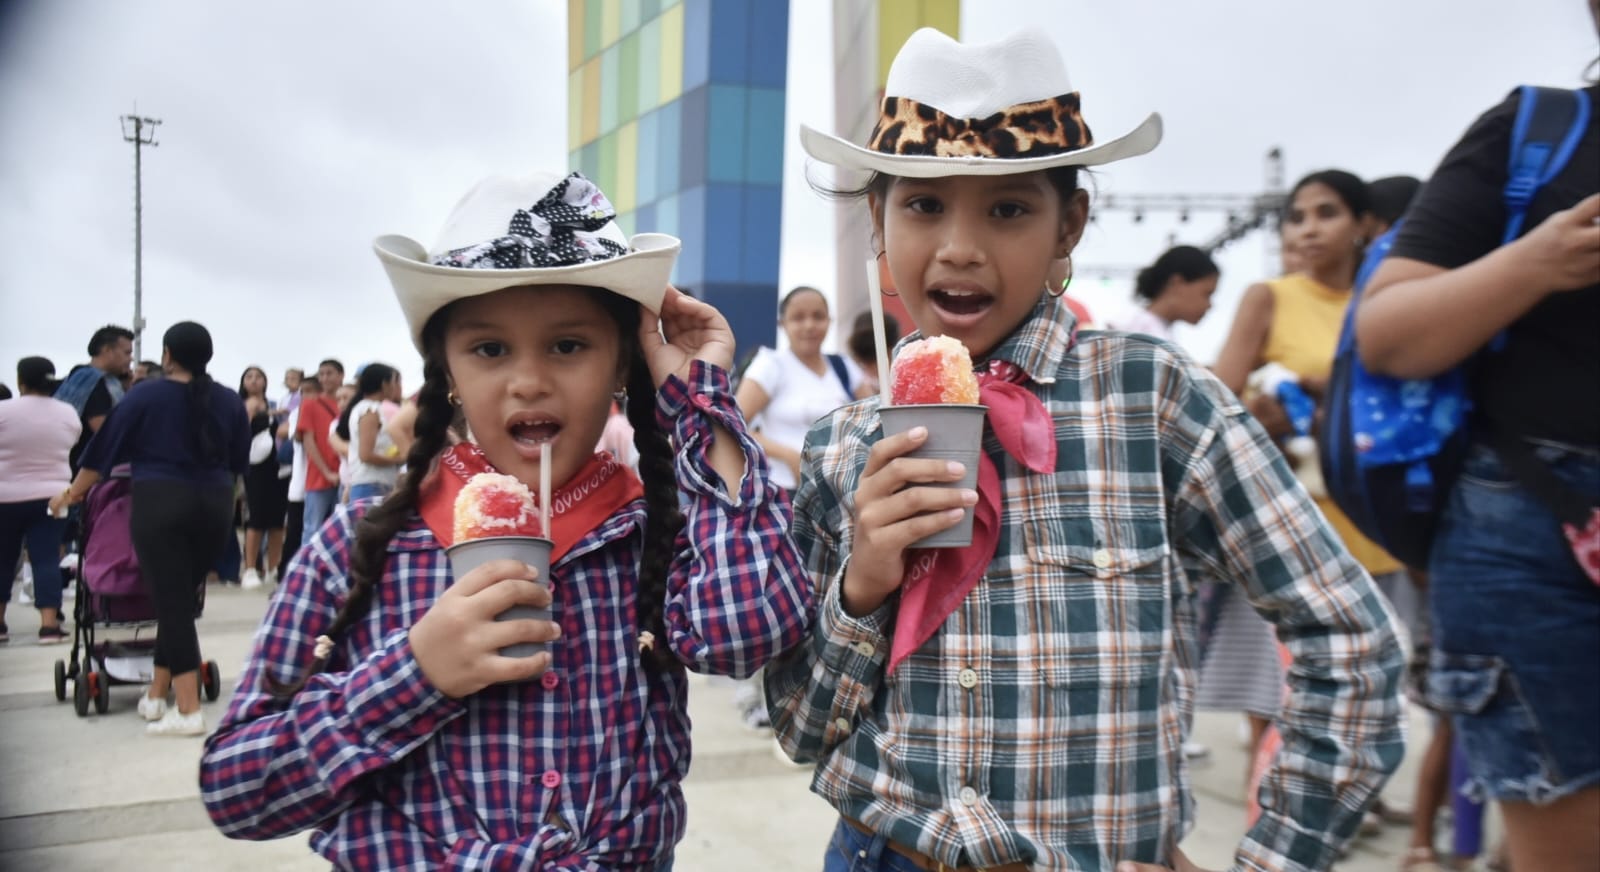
[375,170,680,351]
[800,28,1163,177]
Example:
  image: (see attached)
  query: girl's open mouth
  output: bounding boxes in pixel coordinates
[508,417,562,457]
[928,287,995,322]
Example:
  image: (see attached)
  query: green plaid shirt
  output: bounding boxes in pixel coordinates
[766,295,1404,871]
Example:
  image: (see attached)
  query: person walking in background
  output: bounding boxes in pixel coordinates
[1109,245,1221,340]
[334,362,403,504]
[1358,74,1599,872]
[277,375,318,577]
[238,366,287,590]
[0,356,80,644]
[50,322,250,736]
[295,359,343,543]
[55,324,134,472]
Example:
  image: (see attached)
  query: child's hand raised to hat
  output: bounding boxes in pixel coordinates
[638,286,736,388]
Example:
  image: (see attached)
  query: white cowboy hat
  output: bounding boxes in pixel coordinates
[801,28,1163,178]
[374,170,679,350]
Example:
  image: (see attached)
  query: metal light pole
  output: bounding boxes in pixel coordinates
[121,112,161,362]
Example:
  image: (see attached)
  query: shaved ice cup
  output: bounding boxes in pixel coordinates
[445,536,554,659]
[878,404,986,548]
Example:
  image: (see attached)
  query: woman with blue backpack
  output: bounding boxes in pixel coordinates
[1357,76,1599,872]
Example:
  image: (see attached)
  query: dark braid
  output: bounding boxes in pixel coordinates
[267,317,456,697]
[624,352,684,670]
[588,289,685,671]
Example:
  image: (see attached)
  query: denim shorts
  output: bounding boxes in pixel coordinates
[1427,441,1600,803]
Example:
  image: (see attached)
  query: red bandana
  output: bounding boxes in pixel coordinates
[418,443,644,564]
[890,359,1060,673]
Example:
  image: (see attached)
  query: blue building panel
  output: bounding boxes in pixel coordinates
[702,282,777,353]
[746,0,788,88]
[677,85,709,190]
[743,86,785,185]
[741,184,783,284]
[675,184,708,288]
[707,84,746,184]
[634,201,658,234]
[706,0,749,84]
[681,0,711,94]
[703,183,745,283]
[636,109,660,205]
[655,99,682,195]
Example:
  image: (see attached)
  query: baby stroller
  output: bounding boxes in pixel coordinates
[52,470,221,716]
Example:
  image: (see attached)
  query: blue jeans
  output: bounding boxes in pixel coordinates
[822,820,929,872]
[348,482,391,505]
[301,487,339,546]
[0,499,68,610]
[1427,441,1600,803]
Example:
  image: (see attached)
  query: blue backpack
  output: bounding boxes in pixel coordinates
[1320,85,1591,570]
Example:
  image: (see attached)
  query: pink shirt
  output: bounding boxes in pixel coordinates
[0,395,83,502]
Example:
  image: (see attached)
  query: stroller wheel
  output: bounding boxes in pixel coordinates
[54,660,67,702]
[93,671,110,714]
[203,660,222,702]
[73,671,90,716]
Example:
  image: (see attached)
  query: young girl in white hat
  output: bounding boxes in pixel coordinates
[766,28,1405,872]
[199,171,811,869]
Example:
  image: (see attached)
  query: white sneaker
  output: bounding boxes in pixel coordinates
[147,708,205,736]
[137,691,168,722]
[241,569,263,590]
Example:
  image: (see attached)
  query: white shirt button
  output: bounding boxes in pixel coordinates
[957,668,978,689]
[959,786,979,806]
[834,717,851,734]
[853,641,876,657]
[1092,549,1113,569]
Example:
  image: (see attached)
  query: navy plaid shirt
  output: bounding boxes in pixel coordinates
[201,363,812,871]
[766,296,1406,871]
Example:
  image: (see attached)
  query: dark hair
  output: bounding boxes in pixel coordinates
[268,289,684,697]
[336,363,398,442]
[0,384,10,401]
[1134,246,1219,302]
[87,325,134,358]
[163,321,222,464]
[137,360,162,378]
[847,310,900,363]
[1367,175,1423,229]
[778,286,826,317]
[1287,169,1371,221]
[17,356,57,393]
[237,366,268,399]
[818,166,1084,215]
[318,358,345,376]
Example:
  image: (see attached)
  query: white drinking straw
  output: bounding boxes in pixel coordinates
[866,258,892,407]
[539,441,552,537]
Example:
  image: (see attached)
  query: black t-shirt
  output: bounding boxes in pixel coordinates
[69,379,115,471]
[1389,84,1599,447]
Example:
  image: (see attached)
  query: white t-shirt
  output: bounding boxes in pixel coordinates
[287,407,307,502]
[346,398,399,487]
[742,347,860,490]
[1107,307,1175,341]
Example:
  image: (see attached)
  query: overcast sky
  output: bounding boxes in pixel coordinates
[1,0,1594,399]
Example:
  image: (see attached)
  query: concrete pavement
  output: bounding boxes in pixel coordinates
[1,583,1445,871]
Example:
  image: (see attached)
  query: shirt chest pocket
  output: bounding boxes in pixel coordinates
[1021,515,1171,692]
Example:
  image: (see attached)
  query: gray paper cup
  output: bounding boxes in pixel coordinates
[878,403,986,548]
[445,536,553,659]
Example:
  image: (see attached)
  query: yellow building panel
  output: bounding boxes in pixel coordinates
[615,121,639,213]
[658,3,683,103]
[580,55,602,146]
[568,0,585,70]
[602,0,621,48]
[568,68,584,152]
[878,0,960,87]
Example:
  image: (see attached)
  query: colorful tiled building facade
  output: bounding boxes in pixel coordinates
[567,0,789,351]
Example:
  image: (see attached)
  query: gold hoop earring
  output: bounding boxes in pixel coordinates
[447,390,461,406]
[1048,257,1073,298]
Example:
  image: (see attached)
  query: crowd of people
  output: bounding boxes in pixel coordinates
[2,20,1595,872]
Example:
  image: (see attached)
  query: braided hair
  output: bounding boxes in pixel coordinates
[267,317,455,697]
[590,290,685,671]
[267,288,685,696]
